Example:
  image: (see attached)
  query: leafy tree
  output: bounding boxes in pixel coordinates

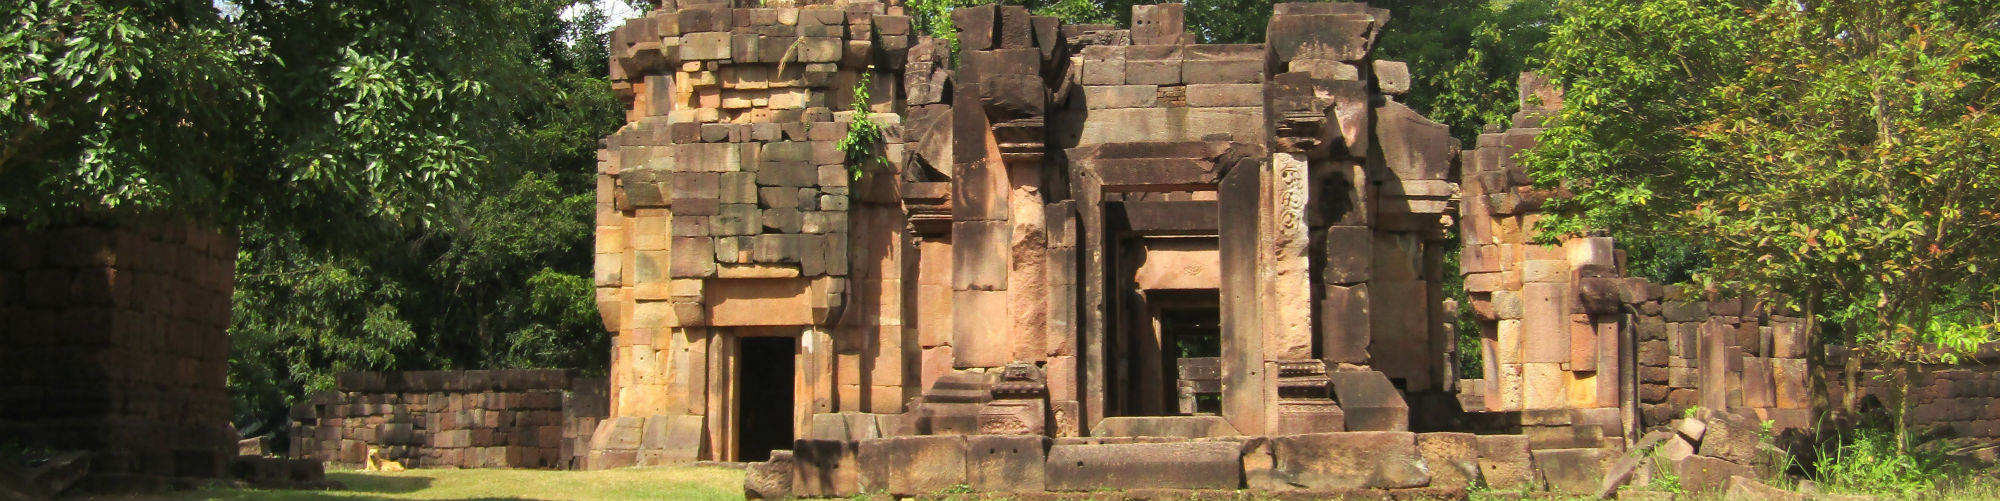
[224,0,622,430]
[1372,0,1556,141]
[1530,0,2000,450]
[1,0,489,232]
[3,0,620,431]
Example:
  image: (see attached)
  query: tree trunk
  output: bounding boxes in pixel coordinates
[1895,359,1916,454]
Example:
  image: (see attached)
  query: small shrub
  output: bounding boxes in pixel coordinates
[1648,447,1683,493]
[835,69,883,182]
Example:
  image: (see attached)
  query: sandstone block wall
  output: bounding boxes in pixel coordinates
[290,370,607,469]
[597,0,1469,464]
[1831,353,2000,439]
[1456,77,1812,439]
[594,0,921,463]
[0,222,236,486]
[758,430,1514,498]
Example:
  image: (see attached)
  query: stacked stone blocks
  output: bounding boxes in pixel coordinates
[0,222,236,487]
[290,370,607,469]
[1457,79,1813,436]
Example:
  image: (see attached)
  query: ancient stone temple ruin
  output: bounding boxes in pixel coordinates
[579,0,1818,496]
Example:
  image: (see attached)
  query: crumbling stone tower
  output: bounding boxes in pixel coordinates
[590,0,1463,468]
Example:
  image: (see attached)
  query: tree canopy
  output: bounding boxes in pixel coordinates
[1,1,517,234]
[1527,0,2000,447]
[220,0,622,429]
[4,0,624,430]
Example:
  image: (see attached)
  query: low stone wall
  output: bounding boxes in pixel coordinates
[0,222,237,489]
[746,431,1545,499]
[1828,353,2000,439]
[1628,292,1812,431]
[291,370,608,469]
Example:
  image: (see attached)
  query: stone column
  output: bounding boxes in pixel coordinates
[1217,153,1267,435]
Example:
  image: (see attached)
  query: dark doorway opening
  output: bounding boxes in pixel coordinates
[1161,306,1222,415]
[737,336,795,462]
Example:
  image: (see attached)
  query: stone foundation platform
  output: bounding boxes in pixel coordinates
[748,430,1582,499]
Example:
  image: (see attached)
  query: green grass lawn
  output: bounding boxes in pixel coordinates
[152,465,746,501]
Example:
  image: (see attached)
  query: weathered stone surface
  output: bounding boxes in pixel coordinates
[1130,3,1186,45]
[810,412,883,441]
[1096,416,1240,439]
[1416,432,1481,489]
[1724,475,1806,501]
[1272,400,1346,435]
[1266,432,1429,490]
[976,399,1045,435]
[1597,452,1648,500]
[1321,284,1370,365]
[966,435,1048,492]
[744,450,794,500]
[1373,100,1454,181]
[1185,84,1263,107]
[883,435,969,496]
[1675,454,1753,493]
[1068,107,1264,145]
[1474,434,1533,490]
[1266,14,1375,63]
[791,439,857,498]
[1082,85,1158,109]
[1696,409,1764,465]
[1322,226,1372,284]
[1619,490,1679,501]
[1521,282,1570,363]
[1045,442,1242,491]
[1327,371,1408,431]
[951,289,1012,368]
[1660,434,1696,463]
[1373,60,1410,95]
[856,438,890,493]
[1532,447,1602,494]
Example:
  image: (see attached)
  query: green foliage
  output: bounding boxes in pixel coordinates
[908,0,974,61]
[1531,0,2000,450]
[837,70,884,181]
[222,1,622,428]
[0,0,547,234]
[1,0,268,223]
[1373,0,1557,141]
[1440,234,1483,377]
[1647,459,1682,493]
[1030,0,1114,25]
[1536,0,2000,339]
[1813,422,1956,497]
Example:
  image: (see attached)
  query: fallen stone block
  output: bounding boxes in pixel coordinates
[1096,416,1241,439]
[791,439,858,498]
[744,450,794,500]
[967,435,1048,492]
[1327,371,1408,431]
[1265,431,1429,490]
[1475,434,1534,490]
[1045,441,1242,491]
[1532,447,1603,494]
[1417,432,1481,489]
[1723,475,1805,501]
[884,435,968,497]
[1695,409,1764,465]
[1674,454,1753,493]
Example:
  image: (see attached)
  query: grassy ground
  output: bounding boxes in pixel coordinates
[147,465,746,501]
